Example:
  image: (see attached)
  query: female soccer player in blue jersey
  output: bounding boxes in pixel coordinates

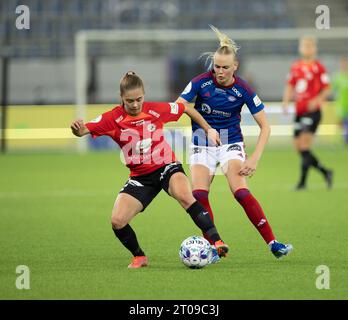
[176,26,292,259]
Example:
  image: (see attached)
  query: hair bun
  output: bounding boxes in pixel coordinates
[126,71,135,76]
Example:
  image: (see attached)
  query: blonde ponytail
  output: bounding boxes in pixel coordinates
[209,25,240,54]
[200,25,240,70]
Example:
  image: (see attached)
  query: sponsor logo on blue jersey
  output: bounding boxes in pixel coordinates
[215,88,226,94]
[232,87,242,97]
[201,80,213,89]
[201,103,212,114]
[201,103,231,118]
[228,96,236,102]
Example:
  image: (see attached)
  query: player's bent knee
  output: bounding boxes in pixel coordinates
[111,215,127,230]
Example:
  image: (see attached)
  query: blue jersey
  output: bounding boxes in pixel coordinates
[180,71,264,146]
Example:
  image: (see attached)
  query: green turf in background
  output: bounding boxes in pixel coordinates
[0,147,347,299]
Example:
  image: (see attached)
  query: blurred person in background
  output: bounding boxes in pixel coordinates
[176,26,293,259]
[282,36,333,190]
[332,57,348,145]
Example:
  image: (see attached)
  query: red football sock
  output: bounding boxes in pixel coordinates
[234,188,275,244]
[192,189,215,245]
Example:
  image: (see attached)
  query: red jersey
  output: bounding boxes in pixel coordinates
[287,59,330,115]
[86,102,185,176]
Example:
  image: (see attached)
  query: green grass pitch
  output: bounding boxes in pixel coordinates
[1,146,347,299]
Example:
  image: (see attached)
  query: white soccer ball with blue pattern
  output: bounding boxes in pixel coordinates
[179,235,212,269]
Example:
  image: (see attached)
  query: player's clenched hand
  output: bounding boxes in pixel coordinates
[71,119,86,137]
[207,128,221,146]
[239,158,257,177]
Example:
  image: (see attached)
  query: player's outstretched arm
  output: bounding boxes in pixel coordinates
[239,110,270,177]
[70,119,90,137]
[183,104,221,146]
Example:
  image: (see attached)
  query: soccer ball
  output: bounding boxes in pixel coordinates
[179,235,212,269]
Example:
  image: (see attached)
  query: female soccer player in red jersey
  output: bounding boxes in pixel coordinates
[176,26,292,259]
[282,36,333,190]
[71,71,228,268]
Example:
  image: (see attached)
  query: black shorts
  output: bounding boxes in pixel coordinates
[119,162,185,211]
[294,110,321,137]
